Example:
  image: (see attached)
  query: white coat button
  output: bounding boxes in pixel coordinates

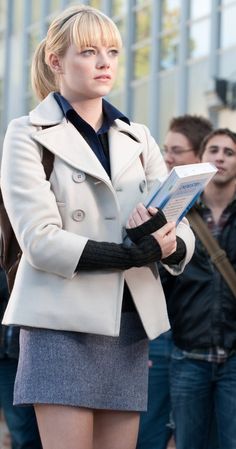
[72,209,85,222]
[139,180,146,193]
[72,171,86,183]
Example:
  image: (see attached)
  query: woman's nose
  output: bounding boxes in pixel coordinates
[96,53,110,69]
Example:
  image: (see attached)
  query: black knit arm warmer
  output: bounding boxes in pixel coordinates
[126,209,186,265]
[161,236,186,265]
[76,235,162,271]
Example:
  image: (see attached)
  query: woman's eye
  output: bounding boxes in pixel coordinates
[81,49,95,56]
[108,49,119,56]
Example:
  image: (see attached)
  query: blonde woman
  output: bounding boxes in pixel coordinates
[1,5,194,449]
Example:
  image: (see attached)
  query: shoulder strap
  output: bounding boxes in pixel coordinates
[187,207,236,298]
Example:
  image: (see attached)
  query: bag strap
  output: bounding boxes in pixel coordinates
[187,207,236,298]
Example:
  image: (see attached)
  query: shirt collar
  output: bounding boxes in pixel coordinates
[53,92,130,133]
[196,191,236,213]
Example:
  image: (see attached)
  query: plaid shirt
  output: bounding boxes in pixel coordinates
[183,198,233,363]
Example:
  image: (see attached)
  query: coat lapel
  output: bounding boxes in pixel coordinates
[29,93,143,185]
[109,121,143,186]
[31,120,111,183]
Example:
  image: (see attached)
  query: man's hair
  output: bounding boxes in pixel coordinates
[200,128,236,157]
[168,114,213,155]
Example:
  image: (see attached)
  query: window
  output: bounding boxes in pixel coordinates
[111,0,127,17]
[160,0,180,70]
[188,0,211,59]
[190,1,211,20]
[133,45,150,79]
[220,3,236,49]
[189,19,210,58]
[134,4,151,42]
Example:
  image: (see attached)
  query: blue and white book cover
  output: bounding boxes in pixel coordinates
[145,162,217,223]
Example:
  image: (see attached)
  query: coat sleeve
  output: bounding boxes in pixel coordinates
[1,117,88,279]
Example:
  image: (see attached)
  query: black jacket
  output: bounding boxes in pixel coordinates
[162,198,236,351]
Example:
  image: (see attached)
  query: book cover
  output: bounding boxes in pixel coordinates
[145,162,218,223]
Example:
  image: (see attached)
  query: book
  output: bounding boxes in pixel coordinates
[145,162,218,223]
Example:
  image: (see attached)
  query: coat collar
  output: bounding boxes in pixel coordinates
[30,93,143,185]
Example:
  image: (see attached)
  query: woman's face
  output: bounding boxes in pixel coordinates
[55,43,119,102]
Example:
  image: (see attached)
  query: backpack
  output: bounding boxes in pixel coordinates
[0,147,54,293]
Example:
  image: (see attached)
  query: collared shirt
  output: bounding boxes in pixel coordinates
[54,92,130,177]
[198,195,232,240]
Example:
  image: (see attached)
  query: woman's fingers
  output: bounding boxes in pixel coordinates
[152,222,177,259]
[127,203,151,228]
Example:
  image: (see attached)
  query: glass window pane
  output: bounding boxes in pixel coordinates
[108,89,124,111]
[133,45,150,79]
[160,32,179,69]
[220,4,236,49]
[135,0,151,6]
[188,60,209,116]
[89,0,102,9]
[31,2,41,23]
[135,5,151,41]
[49,0,61,12]
[0,31,4,74]
[221,0,235,4]
[13,0,24,33]
[0,0,7,29]
[114,18,125,41]
[113,50,125,90]
[189,19,210,58]
[161,0,180,32]
[111,0,127,16]
[133,81,149,125]
[27,29,41,60]
[190,0,211,20]
[219,48,236,78]
[159,71,177,143]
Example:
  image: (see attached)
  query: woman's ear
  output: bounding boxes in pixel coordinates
[48,53,63,74]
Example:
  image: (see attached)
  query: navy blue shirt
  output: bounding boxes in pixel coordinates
[54,92,130,177]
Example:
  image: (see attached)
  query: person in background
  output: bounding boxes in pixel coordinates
[0,267,42,449]
[165,128,236,449]
[1,6,195,449]
[137,115,213,449]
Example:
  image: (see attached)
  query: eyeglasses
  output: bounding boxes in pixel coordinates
[162,147,194,156]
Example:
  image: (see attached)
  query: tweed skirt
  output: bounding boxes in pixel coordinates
[14,312,149,411]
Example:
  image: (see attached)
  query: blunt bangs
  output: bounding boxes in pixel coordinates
[70,12,122,50]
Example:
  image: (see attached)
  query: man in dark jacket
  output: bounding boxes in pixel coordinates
[163,128,236,449]
[137,114,213,449]
[0,267,42,449]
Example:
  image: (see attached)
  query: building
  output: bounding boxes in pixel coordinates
[1,0,236,150]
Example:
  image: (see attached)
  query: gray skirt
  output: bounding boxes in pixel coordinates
[14,312,149,411]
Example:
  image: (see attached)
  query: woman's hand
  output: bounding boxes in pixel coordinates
[152,222,176,259]
[127,203,176,259]
[127,203,152,228]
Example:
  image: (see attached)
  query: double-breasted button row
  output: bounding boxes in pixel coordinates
[72,171,86,183]
[139,180,146,193]
[72,209,85,222]
[72,171,86,221]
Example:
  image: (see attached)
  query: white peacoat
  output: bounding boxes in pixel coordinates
[1,93,195,339]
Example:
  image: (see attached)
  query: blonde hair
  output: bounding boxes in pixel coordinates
[31,5,122,100]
